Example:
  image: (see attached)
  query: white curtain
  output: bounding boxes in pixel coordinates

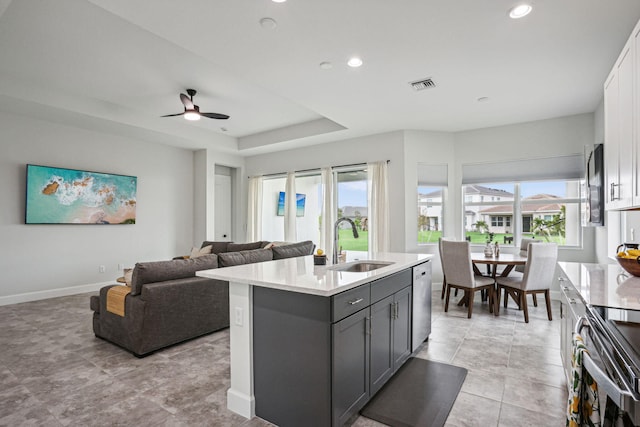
[368,161,390,253]
[284,172,297,242]
[319,167,335,258]
[246,176,263,242]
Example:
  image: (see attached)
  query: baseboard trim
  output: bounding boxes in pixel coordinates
[0,282,110,306]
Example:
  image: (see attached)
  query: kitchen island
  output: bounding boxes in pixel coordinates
[197,252,432,427]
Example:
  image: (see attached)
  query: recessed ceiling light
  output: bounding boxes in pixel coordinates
[509,4,532,19]
[319,61,333,70]
[259,17,277,29]
[347,57,363,68]
[272,0,286,3]
[477,97,489,102]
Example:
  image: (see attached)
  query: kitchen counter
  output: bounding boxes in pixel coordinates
[558,261,640,310]
[197,252,432,296]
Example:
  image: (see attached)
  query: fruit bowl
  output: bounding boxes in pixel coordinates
[617,255,640,277]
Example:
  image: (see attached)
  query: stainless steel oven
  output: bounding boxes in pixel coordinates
[576,305,640,425]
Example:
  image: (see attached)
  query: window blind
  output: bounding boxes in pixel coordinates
[417,163,448,186]
[461,154,584,184]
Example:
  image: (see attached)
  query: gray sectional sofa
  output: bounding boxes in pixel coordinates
[90,240,315,357]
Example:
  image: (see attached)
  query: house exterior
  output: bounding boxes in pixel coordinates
[463,185,515,232]
[478,194,563,234]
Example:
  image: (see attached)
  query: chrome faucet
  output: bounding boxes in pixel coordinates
[333,217,359,264]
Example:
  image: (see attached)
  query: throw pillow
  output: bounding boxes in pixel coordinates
[123,268,133,287]
[190,245,213,258]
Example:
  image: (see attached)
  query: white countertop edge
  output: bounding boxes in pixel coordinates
[196,253,433,297]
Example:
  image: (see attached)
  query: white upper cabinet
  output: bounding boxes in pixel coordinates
[634,25,640,206]
[605,19,639,210]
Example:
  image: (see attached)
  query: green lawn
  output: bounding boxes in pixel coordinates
[337,229,368,251]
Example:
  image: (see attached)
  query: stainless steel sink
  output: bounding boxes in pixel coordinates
[328,261,394,272]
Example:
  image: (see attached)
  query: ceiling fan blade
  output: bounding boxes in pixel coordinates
[201,112,230,120]
[180,93,194,109]
[161,112,185,117]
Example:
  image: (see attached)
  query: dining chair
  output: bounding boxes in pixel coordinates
[514,237,536,273]
[496,242,558,323]
[441,240,496,318]
[438,237,456,299]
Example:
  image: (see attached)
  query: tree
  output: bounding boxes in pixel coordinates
[354,210,362,230]
[473,220,488,233]
[418,214,429,231]
[337,208,343,219]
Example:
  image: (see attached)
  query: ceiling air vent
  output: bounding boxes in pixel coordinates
[409,78,436,91]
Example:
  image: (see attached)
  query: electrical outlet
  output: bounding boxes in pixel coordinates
[234,307,243,326]
[99,265,106,273]
[117,263,125,271]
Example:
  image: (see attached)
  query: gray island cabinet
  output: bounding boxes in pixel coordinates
[196,252,432,427]
[254,268,415,427]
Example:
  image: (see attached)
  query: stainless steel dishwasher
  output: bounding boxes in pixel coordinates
[412,261,432,352]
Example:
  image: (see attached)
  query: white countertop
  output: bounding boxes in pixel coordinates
[196,252,433,297]
[558,261,640,310]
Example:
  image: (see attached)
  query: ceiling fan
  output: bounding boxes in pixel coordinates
[161,89,229,121]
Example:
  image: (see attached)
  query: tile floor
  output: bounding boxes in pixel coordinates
[0,288,567,426]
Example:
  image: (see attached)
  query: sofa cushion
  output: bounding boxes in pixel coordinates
[130,254,219,296]
[226,241,269,252]
[218,248,273,267]
[272,240,316,260]
[201,241,232,254]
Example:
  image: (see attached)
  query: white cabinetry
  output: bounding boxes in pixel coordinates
[605,19,640,210]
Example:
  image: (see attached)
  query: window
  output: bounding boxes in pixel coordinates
[418,186,443,243]
[464,183,515,244]
[417,163,448,244]
[520,180,581,246]
[259,167,369,253]
[336,168,368,253]
[462,180,582,247]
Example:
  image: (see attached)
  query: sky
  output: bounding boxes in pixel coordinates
[338,181,367,207]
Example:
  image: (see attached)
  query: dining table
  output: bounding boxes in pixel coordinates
[470,252,528,278]
[455,252,529,313]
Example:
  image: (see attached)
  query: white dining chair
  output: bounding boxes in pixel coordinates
[441,240,496,318]
[438,237,456,299]
[514,237,536,273]
[496,242,558,323]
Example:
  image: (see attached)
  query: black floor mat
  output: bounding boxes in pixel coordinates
[360,357,467,427]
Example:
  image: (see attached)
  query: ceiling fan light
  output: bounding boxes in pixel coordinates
[184,111,201,121]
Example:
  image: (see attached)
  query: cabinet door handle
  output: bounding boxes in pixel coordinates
[365,317,371,335]
[348,298,363,305]
[611,183,621,201]
[558,277,565,282]
[569,298,577,305]
[421,271,426,276]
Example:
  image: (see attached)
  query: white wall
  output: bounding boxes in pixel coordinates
[0,112,195,303]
